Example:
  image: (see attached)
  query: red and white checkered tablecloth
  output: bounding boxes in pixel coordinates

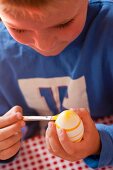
[0,116,113,170]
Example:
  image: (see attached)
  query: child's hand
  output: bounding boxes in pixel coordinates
[45,108,101,162]
[0,106,25,160]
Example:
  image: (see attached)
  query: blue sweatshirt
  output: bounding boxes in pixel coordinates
[0,0,113,168]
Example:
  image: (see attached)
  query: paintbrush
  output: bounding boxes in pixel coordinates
[23,115,59,121]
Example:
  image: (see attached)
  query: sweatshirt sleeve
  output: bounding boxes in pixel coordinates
[84,123,113,169]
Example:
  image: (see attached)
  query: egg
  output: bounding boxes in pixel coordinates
[55,110,84,142]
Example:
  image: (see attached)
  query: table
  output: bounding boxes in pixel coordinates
[0,115,113,170]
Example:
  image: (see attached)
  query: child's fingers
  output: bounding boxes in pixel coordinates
[0,141,21,160]
[72,108,94,134]
[4,106,23,117]
[46,122,78,161]
[0,112,23,129]
[76,108,90,121]
[57,108,93,155]
[45,134,53,154]
[77,108,96,136]
[0,120,25,141]
[45,123,53,154]
[57,127,91,160]
[47,122,61,153]
[0,106,23,128]
[57,128,76,155]
[0,131,22,151]
[46,122,64,154]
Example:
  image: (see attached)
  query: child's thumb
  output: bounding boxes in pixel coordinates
[71,108,93,126]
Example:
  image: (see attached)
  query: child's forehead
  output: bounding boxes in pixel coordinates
[0,0,82,29]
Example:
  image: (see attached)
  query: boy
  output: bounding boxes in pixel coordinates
[0,0,113,168]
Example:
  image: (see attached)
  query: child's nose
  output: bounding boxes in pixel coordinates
[34,31,57,51]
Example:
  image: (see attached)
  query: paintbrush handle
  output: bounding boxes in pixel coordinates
[23,116,52,121]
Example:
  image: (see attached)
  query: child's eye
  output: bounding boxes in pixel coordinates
[56,19,75,30]
[12,28,25,33]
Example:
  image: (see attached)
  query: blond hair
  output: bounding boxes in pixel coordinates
[0,0,56,18]
[0,0,50,8]
[0,0,68,19]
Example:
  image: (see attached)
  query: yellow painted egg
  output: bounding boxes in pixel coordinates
[55,110,84,142]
